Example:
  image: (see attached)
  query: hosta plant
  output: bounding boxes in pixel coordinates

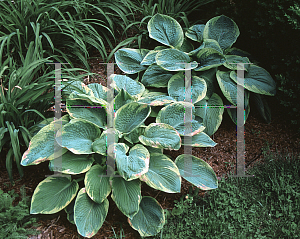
[20,76,218,237]
[114,13,277,133]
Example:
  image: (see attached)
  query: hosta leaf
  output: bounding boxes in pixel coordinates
[216,70,238,105]
[84,165,111,204]
[139,123,181,150]
[230,65,276,96]
[203,39,223,53]
[138,94,176,106]
[111,177,141,219]
[139,153,181,193]
[124,127,145,144]
[194,48,226,71]
[30,176,79,214]
[21,118,69,166]
[49,151,94,174]
[148,13,184,48]
[92,130,119,156]
[203,15,240,51]
[66,98,107,129]
[86,83,108,101]
[195,93,224,136]
[146,147,163,155]
[196,69,216,100]
[185,24,205,42]
[114,102,151,135]
[223,55,251,71]
[156,49,198,71]
[57,119,101,154]
[62,81,94,97]
[251,93,271,124]
[168,72,207,104]
[224,47,252,58]
[188,39,222,57]
[114,88,136,111]
[141,50,160,65]
[64,198,75,224]
[110,74,145,99]
[74,188,109,238]
[175,154,218,190]
[128,196,165,237]
[181,131,217,147]
[177,38,194,53]
[141,64,174,88]
[226,92,250,125]
[115,143,150,181]
[114,48,149,74]
[156,102,204,136]
[69,92,108,108]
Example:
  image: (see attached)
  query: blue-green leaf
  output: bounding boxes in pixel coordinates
[148,13,184,48]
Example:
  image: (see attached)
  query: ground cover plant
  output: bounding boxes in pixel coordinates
[149,143,300,238]
[0,185,41,239]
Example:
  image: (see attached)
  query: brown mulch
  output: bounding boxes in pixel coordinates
[1,13,300,239]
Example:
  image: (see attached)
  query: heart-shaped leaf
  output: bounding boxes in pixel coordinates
[92,130,119,156]
[110,74,145,99]
[57,119,101,154]
[216,70,238,105]
[175,154,218,190]
[203,15,240,51]
[156,102,204,136]
[84,165,111,204]
[128,196,165,237]
[111,177,141,219]
[168,72,207,104]
[30,176,78,214]
[141,64,174,88]
[185,24,205,42]
[21,118,69,166]
[156,49,198,71]
[115,143,150,181]
[66,98,107,129]
[194,48,226,71]
[148,13,184,48]
[223,55,251,71]
[74,188,109,238]
[139,153,181,193]
[114,88,136,111]
[114,48,149,74]
[138,94,176,106]
[230,65,276,96]
[181,131,217,147]
[49,151,94,174]
[195,93,224,136]
[139,123,181,150]
[114,102,151,135]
